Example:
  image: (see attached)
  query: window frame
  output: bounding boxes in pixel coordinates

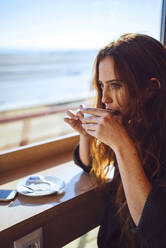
[0,133,79,175]
[160,0,166,45]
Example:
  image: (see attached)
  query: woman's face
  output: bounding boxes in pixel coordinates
[98,56,129,120]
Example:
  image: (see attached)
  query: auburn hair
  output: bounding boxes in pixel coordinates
[89,33,166,246]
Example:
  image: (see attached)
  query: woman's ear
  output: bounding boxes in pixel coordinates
[146,77,161,99]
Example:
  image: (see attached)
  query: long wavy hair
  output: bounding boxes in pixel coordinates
[89,33,166,246]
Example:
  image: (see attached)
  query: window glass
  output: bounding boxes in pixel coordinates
[0,0,163,151]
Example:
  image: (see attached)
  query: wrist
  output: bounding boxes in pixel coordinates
[80,133,91,139]
[114,134,135,155]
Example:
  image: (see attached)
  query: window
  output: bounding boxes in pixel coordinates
[0,0,163,152]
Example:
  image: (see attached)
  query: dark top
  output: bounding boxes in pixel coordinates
[73,144,166,248]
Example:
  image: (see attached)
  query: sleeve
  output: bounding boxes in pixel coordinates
[130,169,166,247]
[73,144,92,174]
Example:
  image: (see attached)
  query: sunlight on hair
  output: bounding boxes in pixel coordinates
[105,163,115,180]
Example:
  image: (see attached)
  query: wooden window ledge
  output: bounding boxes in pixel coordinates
[0,134,109,247]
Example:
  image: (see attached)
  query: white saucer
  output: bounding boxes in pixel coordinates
[16,175,65,197]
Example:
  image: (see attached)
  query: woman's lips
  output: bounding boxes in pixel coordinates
[105,108,122,123]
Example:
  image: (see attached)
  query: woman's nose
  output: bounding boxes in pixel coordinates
[102,88,113,104]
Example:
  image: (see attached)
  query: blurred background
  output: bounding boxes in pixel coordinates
[0,0,162,151]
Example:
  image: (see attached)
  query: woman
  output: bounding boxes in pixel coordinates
[64,33,166,247]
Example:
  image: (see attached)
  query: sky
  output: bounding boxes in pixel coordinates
[0,0,163,50]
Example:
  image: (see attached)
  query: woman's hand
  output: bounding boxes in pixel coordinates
[81,107,129,151]
[64,105,90,137]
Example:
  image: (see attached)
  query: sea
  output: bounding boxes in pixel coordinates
[0,49,98,113]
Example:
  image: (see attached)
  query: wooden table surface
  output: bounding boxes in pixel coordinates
[0,152,108,248]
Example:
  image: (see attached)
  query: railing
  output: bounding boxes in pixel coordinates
[0,98,91,150]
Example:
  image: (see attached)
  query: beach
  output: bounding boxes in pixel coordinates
[0,49,97,112]
[0,49,96,151]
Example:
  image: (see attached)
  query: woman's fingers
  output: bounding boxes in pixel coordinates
[76,109,84,121]
[64,116,80,130]
[66,110,78,120]
[64,116,73,124]
[82,107,111,117]
[65,117,89,136]
[82,128,96,137]
[64,114,95,137]
[82,123,97,131]
[66,108,85,121]
[82,115,100,124]
[81,123,96,137]
[77,104,95,121]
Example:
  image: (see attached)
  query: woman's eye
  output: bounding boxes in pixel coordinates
[98,81,121,90]
[109,83,121,89]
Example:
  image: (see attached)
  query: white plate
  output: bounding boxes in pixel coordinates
[16,175,65,197]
